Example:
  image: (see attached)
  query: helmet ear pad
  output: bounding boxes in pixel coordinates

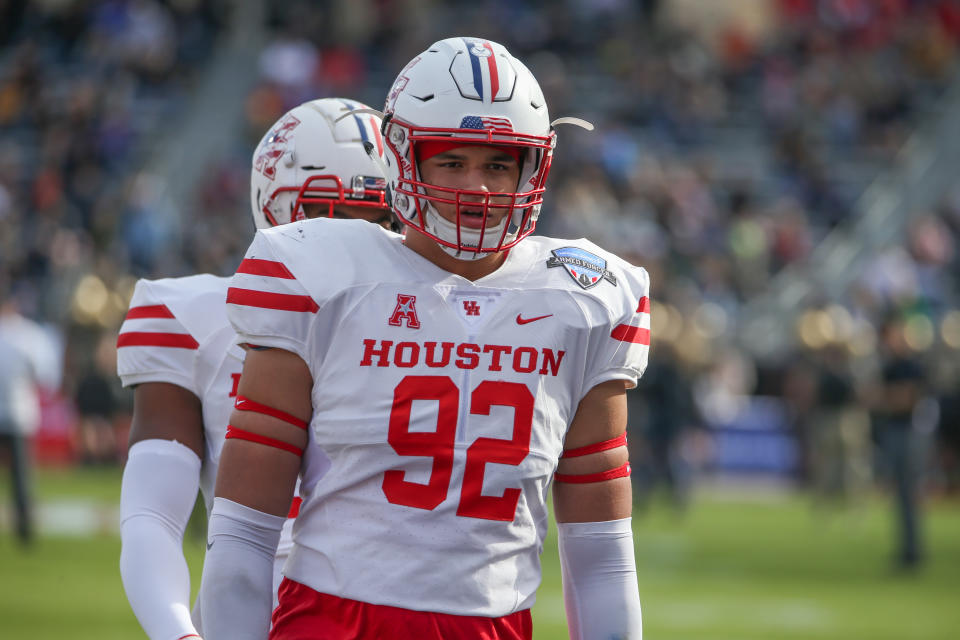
[249,98,390,230]
[382,37,556,260]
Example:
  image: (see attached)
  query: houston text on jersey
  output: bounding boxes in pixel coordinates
[359,339,566,376]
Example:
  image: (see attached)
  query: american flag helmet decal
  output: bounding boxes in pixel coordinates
[459,115,514,131]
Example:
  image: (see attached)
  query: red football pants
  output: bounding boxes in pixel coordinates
[270,579,533,639]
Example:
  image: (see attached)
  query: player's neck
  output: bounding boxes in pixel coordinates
[402,229,507,281]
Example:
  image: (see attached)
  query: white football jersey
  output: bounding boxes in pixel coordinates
[116,274,302,559]
[118,274,242,514]
[227,218,651,617]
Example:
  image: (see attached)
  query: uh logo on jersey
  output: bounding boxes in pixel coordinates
[547,247,618,290]
[387,292,499,328]
[375,292,566,375]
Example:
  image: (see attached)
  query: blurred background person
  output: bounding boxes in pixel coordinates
[629,341,700,513]
[809,342,872,506]
[871,317,929,571]
[74,332,123,465]
[0,279,61,545]
[0,306,38,546]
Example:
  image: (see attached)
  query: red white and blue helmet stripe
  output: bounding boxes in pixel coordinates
[339,100,384,156]
[460,38,513,102]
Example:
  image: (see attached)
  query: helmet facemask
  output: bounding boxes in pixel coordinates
[261,173,387,227]
[381,37,562,261]
[386,116,556,260]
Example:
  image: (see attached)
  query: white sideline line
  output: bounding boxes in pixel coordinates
[0,500,119,536]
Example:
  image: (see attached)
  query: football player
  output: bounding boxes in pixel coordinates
[201,38,648,640]
[117,98,391,640]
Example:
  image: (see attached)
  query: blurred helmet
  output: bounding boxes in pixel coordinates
[250,98,388,229]
[382,37,555,260]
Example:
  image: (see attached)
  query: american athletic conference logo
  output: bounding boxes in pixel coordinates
[388,293,420,328]
[547,247,618,290]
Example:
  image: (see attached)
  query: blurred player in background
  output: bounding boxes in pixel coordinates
[116,98,391,640]
[201,37,647,640]
[0,280,60,547]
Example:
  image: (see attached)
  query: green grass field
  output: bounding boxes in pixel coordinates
[1,467,959,639]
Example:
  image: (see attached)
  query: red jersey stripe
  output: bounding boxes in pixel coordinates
[226,287,319,313]
[611,324,650,345]
[124,304,175,320]
[117,332,199,350]
[636,296,650,313]
[287,496,303,518]
[237,258,296,279]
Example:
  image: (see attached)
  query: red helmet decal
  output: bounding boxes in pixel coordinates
[254,114,301,181]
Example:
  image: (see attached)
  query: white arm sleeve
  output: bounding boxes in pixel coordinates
[120,439,203,640]
[199,497,285,640]
[558,517,643,640]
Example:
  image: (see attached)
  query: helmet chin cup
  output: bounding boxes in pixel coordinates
[419,202,512,261]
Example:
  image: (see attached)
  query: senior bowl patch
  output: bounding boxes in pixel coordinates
[546,247,618,289]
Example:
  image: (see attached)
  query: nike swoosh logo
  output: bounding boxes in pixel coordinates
[206,540,214,550]
[516,314,552,325]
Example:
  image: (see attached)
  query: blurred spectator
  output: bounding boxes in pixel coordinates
[629,342,699,512]
[872,317,928,571]
[0,332,35,544]
[935,378,960,494]
[0,283,59,545]
[809,344,872,504]
[73,332,123,465]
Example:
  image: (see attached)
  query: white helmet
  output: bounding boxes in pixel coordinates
[250,98,388,229]
[382,37,556,260]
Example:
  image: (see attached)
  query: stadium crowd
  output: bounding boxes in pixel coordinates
[1,0,959,551]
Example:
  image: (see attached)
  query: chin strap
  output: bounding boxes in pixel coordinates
[362,135,392,178]
[335,106,384,121]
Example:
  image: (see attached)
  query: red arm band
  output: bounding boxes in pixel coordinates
[235,395,309,430]
[554,462,631,484]
[225,425,304,457]
[561,432,627,458]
